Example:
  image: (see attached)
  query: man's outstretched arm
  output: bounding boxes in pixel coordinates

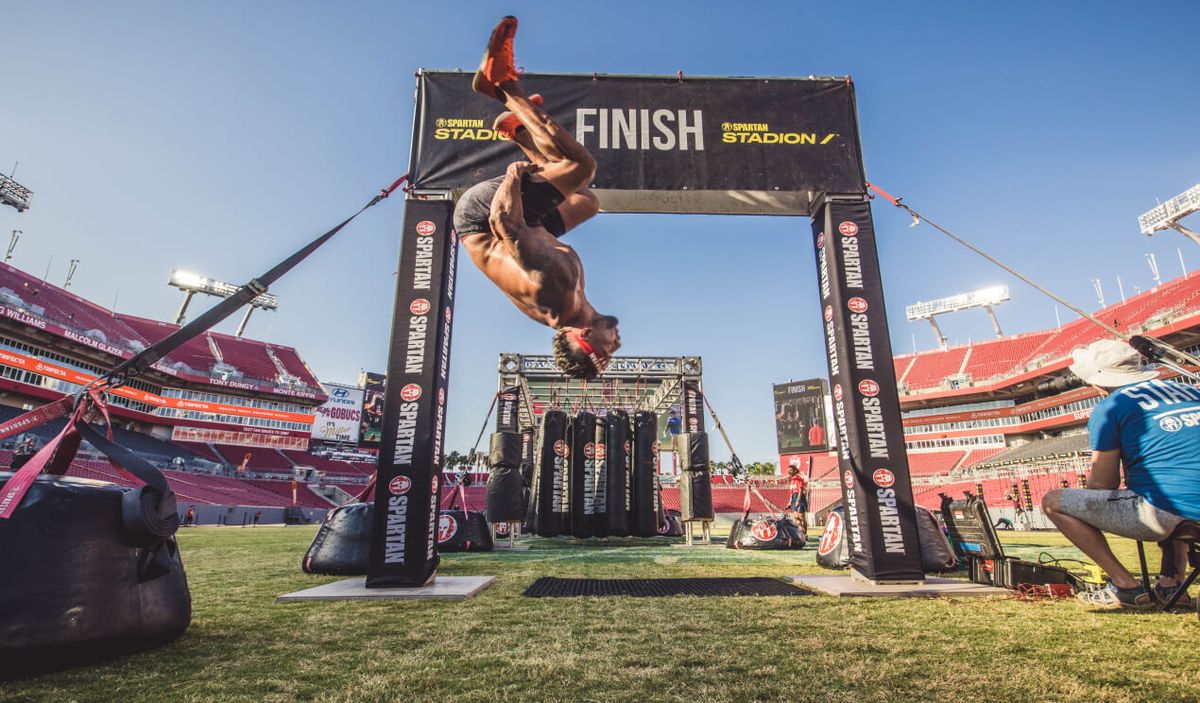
[488,162,562,273]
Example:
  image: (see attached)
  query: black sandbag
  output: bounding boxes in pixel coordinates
[303,501,371,575]
[815,505,851,569]
[0,473,191,678]
[437,509,493,552]
[631,410,660,536]
[590,417,609,538]
[569,412,596,539]
[727,516,807,550]
[676,432,709,472]
[519,427,534,526]
[485,464,525,523]
[658,508,684,537]
[679,469,714,521]
[916,506,957,572]
[604,410,631,536]
[488,431,523,468]
[531,411,569,536]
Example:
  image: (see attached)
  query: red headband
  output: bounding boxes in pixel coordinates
[570,330,608,373]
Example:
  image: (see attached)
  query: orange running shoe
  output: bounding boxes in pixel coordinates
[472,16,519,100]
[493,94,543,139]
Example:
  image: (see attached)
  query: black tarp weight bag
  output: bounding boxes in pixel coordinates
[302,479,375,575]
[0,391,190,678]
[438,484,493,552]
[726,484,806,550]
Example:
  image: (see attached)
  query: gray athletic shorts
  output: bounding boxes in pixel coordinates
[1055,488,1186,542]
[452,174,566,237]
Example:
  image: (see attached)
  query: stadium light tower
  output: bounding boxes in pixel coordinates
[0,173,33,213]
[1139,183,1200,246]
[906,285,1010,350]
[6,230,20,262]
[168,269,278,335]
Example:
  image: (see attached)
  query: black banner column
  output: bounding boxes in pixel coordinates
[368,197,458,587]
[811,195,923,583]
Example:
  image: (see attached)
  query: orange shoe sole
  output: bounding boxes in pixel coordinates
[493,94,543,138]
[472,16,519,100]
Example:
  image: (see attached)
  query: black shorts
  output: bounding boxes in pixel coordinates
[453,174,567,237]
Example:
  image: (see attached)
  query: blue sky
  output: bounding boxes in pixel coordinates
[3,1,1198,463]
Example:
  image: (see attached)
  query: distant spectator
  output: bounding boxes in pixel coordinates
[807,422,825,448]
[666,409,682,436]
[1043,340,1199,610]
[253,510,262,526]
[185,506,196,526]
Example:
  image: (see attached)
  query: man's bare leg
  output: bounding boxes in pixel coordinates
[508,124,600,234]
[496,79,595,196]
[1043,491,1139,588]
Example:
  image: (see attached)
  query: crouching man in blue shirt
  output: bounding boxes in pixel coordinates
[1043,339,1200,610]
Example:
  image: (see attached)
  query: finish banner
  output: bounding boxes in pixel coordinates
[812,196,923,583]
[368,198,459,588]
[310,382,364,444]
[411,71,865,215]
[495,385,521,433]
[773,379,829,454]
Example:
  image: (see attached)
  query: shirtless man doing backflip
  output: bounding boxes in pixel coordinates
[454,16,620,379]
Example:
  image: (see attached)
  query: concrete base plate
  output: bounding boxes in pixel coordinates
[670,542,723,549]
[492,545,530,551]
[786,574,1008,598]
[277,575,496,602]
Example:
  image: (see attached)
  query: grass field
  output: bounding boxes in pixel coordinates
[4,526,1197,703]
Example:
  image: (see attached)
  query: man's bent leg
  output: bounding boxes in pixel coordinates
[498,79,596,196]
[1043,489,1140,588]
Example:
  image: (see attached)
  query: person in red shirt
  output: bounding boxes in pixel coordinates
[807,423,825,448]
[787,462,808,531]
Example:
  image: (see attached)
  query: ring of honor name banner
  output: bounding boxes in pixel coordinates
[368,200,458,587]
[812,197,923,582]
[411,72,865,216]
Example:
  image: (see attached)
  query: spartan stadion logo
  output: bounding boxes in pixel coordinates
[824,305,833,322]
[410,298,431,315]
[583,442,596,460]
[818,512,843,556]
[751,519,778,542]
[838,221,859,236]
[415,220,436,236]
[437,514,458,542]
[858,379,880,397]
[1160,416,1184,432]
[554,439,568,457]
[595,443,606,460]
[843,470,854,488]
[495,521,510,536]
[832,384,843,402]
[432,118,506,141]
[400,384,422,402]
[872,469,895,488]
[720,121,838,146]
[388,475,412,496]
[847,297,869,314]
[816,232,825,249]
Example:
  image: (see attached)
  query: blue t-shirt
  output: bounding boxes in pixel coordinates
[1088,379,1200,520]
[667,415,682,435]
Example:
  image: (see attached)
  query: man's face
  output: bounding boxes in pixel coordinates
[587,315,621,358]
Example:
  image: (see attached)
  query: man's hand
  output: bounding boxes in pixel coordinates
[506,161,541,180]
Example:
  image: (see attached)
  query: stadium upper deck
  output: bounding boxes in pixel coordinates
[0,262,325,403]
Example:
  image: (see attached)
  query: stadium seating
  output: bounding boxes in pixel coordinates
[241,479,336,509]
[895,271,1200,390]
[904,450,966,476]
[902,347,968,388]
[282,450,367,477]
[213,444,293,472]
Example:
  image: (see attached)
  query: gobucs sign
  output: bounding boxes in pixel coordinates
[368,199,459,588]
[811,196,923,582]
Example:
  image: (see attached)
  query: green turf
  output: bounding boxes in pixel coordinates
[4,526,1197,703]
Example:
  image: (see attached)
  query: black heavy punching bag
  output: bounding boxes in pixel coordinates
[604,410,631,536]
[531,410,569,536]
[485,430,525,523]
[569,412,596,539]
[631,410,661,536]
[590,417,609,538]
[303,500,373,575]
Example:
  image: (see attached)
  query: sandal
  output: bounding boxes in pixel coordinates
[1076,580,1155,611]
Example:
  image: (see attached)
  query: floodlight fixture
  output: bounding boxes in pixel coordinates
[0,174,32,213]
[168,268,278,333]
[905,285,1011,349]
[1139,184,1200,246]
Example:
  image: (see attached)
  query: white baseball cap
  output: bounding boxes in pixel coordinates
[1069,339,1158,388]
